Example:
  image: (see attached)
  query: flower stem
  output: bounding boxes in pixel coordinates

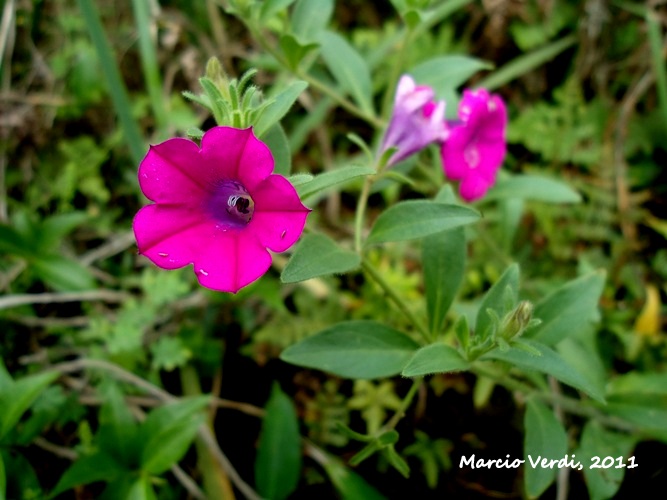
[354,174,374,254]
[361,259,431,344]
[383,378,422,431]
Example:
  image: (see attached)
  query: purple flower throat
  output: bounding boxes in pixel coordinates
[208,180,255,229]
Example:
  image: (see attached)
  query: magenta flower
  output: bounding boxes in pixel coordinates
[380,75,448,168]
[133,126,310,293]
[441,89,507,202]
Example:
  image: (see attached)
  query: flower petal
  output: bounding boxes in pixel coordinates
[459,174,495,202]
[133,204,271,292]
[441,126,474,180]
[251,175,311,252]
[133,204,215,269]
[192,231,272,293]
[200,127,274,191]
[138,138,212,204]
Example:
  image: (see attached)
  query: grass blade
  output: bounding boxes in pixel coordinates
[131,0,168,136]
[77,0,145,164]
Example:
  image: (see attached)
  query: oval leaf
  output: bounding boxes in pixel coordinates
[484,175,582,204]
[483,339,605,402]
[255,384,302,500]
[0,370,59,440]
[282,233,360,283]
[292,0,334,42]
[402,343,469,377]
[524,398,568,498]
[254,80,308,138]
[527,271,605,345]
[367,201,479,245]
[423,227,465,335]
[318,31,374,116]
[263,123,292,176]
[577,421,636,500]
[323,457,387,500]
[280,321,419,379]
[139,396,209,475]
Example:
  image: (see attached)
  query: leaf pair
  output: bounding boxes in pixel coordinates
[51,391,209,498]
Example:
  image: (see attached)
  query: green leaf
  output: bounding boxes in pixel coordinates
[50,452,126,497]
[423,226,465,335]
[31,254,96,291]
[577,421,636,500]
[483,339,605,402]
[37,212,88,251]
[260,0,297,21]
[318,31,374,116]
[410,55,492,96]
[556,337,606,402]
[483,175,582,204]
[0,370,59,440]
[2,450,42,500]
[279,34,319,70]
[349,441,381,466]
[0,224,32,256]
[523,398,568,498]
[402,343,469,377]
[281,233,360,283]
[97,476,135,500]
[77,0,145,164]
[263,123,292,176]
[254,80,308,138]
[288,173,314,186]
[126,475,157,500]
[527,271,605,345]
[198,77,226,124]
[367,201,479,245]
[292,0,333,42]
[603,393,667,435]
[150,337,192,372]
[384,446,410,478]
[297,165,375,200]
[96,383,139,465]
[280,321,419,379]
[138,396,209,475]
[255,384,302,500]
[322,457,387,500]
[474,264,519,340]
[608,372,667,396]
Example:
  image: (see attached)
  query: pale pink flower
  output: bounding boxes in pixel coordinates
[380,75,448,168]
[441,89,507,202]
[133,127,310,293]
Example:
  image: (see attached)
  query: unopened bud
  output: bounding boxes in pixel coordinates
[499,301,535,340]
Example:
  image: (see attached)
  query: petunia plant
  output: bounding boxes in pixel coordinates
[124,1,626,492]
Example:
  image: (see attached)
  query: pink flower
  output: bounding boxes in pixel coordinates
[380,75,448,168]
[441,89,507,202]
[133,127,310,293]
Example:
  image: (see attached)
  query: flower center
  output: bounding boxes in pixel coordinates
[208,180,255,229]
